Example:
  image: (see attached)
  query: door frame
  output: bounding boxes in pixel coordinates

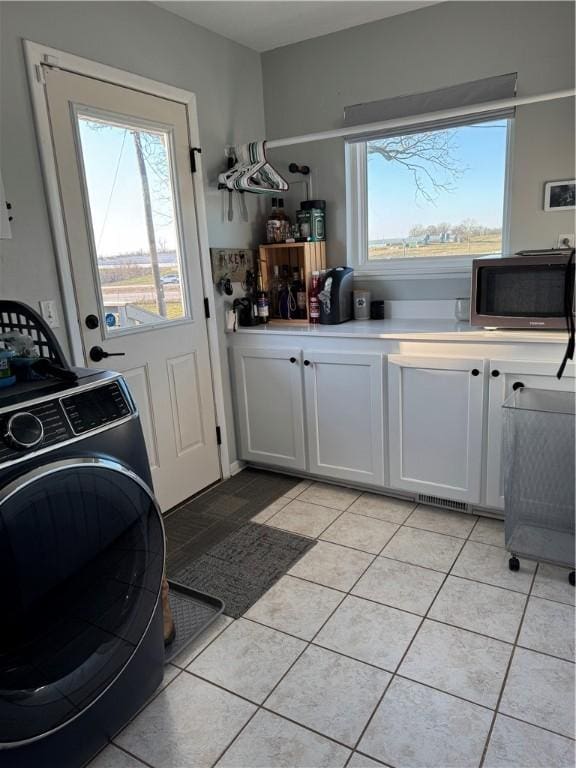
[24,40,231,479]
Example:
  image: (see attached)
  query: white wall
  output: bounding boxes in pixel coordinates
[0,0,267,462]
[262,1,575,300]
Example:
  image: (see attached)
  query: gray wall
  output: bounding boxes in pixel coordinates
[0,0,267,462]
[263,1,575,300]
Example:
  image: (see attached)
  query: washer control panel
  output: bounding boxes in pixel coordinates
[61,382,131,435]
[0,378,134,463]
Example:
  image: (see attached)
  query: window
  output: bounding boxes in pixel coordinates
[347,118,511,273]
[76,110,188,329]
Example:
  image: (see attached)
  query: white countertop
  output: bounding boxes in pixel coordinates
[230,318,568,344]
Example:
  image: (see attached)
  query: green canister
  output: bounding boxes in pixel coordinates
[298,199,326,241]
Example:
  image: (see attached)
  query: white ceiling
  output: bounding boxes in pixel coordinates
[156,1,437,52]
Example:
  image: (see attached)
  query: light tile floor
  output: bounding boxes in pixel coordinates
[90,481,576,768]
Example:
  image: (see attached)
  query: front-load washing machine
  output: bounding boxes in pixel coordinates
[0,369,166,768]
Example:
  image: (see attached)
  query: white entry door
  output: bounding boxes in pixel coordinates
[44,67,221,511]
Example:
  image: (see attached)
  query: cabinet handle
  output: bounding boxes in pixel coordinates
[512,381,525,391]
[289,357,297,364]
[471,368,480,376]
[303,359,311,366]
[491,369,500,377]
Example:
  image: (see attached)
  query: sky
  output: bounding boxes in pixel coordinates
[367,120,508,241]
[78,114,508,255]
[78,117,179,258]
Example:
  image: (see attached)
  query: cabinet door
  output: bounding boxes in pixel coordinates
[304,351,384,485]
[388,355,486,503]
[485,360,575,509]
[232,347,306,471]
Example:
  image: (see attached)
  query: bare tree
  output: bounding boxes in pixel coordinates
[81,119,170,316]
[132,131,166,317]
[368,130,467,203]
[137,133,174,225]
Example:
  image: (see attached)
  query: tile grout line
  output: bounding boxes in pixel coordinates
[263,499,557,605]
[214,491,566,760]
[479,561,540,767]
[212,487,567,766]
[265,487,364,541]
[347,523,472,759]
[110,743,156,768]
[184,617,575,746]
[206,486,383,767]
[226,491,574,760]
[113,479,574,767]
[108,666,186,761]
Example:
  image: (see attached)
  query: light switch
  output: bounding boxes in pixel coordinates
[40,300,60,328]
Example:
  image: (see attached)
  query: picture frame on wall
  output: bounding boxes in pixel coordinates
[543,179,576,211]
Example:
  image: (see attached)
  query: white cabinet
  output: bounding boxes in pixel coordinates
[485,360,575,509]
[388,355,486,503]
[232,346,306,471]
[304,351,384,485]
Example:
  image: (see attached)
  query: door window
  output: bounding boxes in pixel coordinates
[76,110,189,331]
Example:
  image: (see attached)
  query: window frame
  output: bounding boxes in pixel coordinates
[346,117,514,279]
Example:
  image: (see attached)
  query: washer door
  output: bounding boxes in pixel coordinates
[0,458,165,746]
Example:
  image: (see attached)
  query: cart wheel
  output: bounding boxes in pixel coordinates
[570,571,575,587]
[509,556,520,572]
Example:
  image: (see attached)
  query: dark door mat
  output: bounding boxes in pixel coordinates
[172,522,316,618]
[164,468,303,576]
[164,581,224,664]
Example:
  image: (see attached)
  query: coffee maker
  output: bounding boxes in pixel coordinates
[319,267,354,324]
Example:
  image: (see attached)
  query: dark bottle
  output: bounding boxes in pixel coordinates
[278,265,292,319]
[292,267,307,319]
[256,269,270,324]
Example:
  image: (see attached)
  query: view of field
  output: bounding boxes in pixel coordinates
[368,232,501,260]
[367,120,508,263]
[98,261,185,324]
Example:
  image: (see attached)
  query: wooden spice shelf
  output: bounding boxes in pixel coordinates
[258,242,325,287]
[258,241,326,321]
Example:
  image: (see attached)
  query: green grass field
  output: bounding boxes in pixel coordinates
[368,233,501,260]
[136,301,184,319]
[101,266,178,286]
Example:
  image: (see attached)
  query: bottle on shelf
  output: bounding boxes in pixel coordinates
[277,199,292,242]
[266,197,281,244]
[308,271,321,324]
[278,264,292,319]
[270,264,280,317]
[292,267,307,319]
[256,268,270,324]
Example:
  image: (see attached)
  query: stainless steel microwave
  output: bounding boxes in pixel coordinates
[471,252,574,329]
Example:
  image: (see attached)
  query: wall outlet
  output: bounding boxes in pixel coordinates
[40,300,60,328]
[557,233,575,249]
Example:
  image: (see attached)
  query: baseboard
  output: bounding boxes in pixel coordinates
[229,460,246,476]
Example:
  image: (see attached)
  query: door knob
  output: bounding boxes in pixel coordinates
[512,381,525,391]
[89,346,126,363]
[289,357,297,364]
[491,369,500,377]
[471,368,480,376]
[303,359,311,366]
[85,314,99,329]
